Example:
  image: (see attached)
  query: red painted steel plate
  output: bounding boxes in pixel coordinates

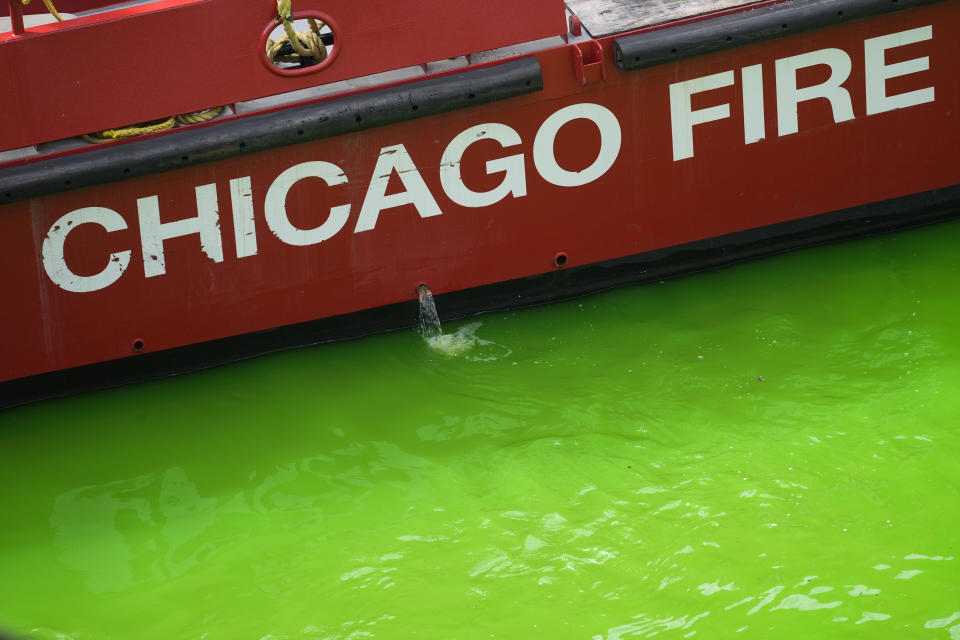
[0,0,566,150]
[0,2,958,382]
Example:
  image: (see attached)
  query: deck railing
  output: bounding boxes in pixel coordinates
[8,0,24,34]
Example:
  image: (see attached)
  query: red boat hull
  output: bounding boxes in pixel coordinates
[1,0,958,403]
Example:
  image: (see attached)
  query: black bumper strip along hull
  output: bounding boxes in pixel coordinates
[0,57,543,204]
[614,0,945,72]
[2,183,958,410]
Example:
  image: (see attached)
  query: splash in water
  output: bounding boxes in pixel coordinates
[426,322,512,361]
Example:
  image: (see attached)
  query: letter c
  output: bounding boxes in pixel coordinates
[265,161,351,246]
[42,207,131,293]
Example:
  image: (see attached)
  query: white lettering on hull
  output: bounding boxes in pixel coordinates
[265,161,351,246]
[534,103,622,187]
[775,48,855,137]
[138,186,223,278]
[741,64,766,145]
[38,25,938,293]
[440,123,527,208]
[670,70,736,161]
[230,176,258,258]
[669,26,935,160]
[41,101,623,292]
[864,26,935,116]
[42,208,131,293]
[355,144,442,233]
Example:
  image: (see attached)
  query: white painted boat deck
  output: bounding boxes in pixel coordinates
[0,12,76,32]
[565,0,763,37]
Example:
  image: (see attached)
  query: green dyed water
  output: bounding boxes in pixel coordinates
[3,221,960,640]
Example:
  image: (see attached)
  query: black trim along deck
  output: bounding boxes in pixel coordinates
[0,57,543,205]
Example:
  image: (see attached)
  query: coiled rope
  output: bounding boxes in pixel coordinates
[267,0,327,67]
[83,117,176,144]
[176,107,225,126]
[82,107,224,144]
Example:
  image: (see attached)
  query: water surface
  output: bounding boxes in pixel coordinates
[2,221,959,639]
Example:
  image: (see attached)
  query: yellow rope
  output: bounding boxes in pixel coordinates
[22,0,64,21]
[176,106,224,125]
[266,29,326,66]
[276,0,308,56]
[83,107,226,143]
[83,117,176,143]
[268,0,327,66]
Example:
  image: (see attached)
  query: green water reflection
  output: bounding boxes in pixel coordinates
[2,221,959,639]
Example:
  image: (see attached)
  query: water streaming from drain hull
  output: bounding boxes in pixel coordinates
[1,221,960,639]
[417,283,442,338]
